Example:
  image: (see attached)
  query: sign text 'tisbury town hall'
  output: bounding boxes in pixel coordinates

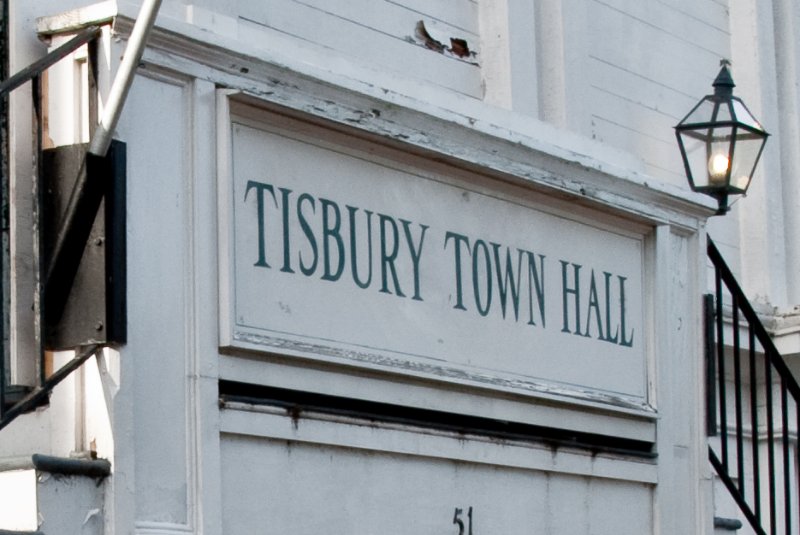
[244,179,635,348]
[223,120,647,404]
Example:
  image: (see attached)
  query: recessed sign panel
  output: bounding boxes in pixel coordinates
[221,111,648,407]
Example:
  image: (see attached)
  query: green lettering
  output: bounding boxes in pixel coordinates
[525,251,546,328]
[320,198,344,282]
[619,275,635,347]
[379,214,405,297]
[244,180,277,268]
[445,232,470,311]
[472,240,492,317]
[492,243,522,321]
[401,219,428,301]
[585,269,604,340]
[348,206,373,289]
[297,193,318,276]
[279,187,294,273]
[561,261,583,336]
[603,272,619,343]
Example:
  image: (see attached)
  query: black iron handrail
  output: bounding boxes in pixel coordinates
[0,26,102,430]
[0,344,100,432]
[707,237,800,535]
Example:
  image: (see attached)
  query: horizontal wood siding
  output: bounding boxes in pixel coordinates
[237,0,481,97]
[585,0,731,187]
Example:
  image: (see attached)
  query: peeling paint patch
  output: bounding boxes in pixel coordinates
[232,330,651,412]
[413,21,477,63]
[83,508,101,525]
[449,38,470,58]
[414,20,445,52]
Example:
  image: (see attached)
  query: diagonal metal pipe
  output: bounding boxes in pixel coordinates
[88,0,162,157]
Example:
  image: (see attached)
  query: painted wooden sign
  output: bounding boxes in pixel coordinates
[220,108,648,407]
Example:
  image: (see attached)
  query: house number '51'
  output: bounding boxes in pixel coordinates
[453,507,474,535]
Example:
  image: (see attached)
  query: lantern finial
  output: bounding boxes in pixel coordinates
[713,60,734,97]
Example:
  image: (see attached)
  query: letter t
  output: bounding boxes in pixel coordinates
[245,180,278,268]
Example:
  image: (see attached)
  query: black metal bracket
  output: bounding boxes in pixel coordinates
[42,141,126,350]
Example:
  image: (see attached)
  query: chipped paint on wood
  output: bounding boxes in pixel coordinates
[412,20,477,63]
[237,0,481,96]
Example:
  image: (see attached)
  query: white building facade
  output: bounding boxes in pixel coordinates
[0,1,798,534]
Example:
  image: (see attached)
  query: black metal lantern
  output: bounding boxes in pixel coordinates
[675,60,769,214]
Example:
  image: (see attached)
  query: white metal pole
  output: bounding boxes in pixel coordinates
[88,0,162,156]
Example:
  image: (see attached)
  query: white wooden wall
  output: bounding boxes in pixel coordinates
[116,73,707,535]
[104,3,709,533]
[6,1,800,534]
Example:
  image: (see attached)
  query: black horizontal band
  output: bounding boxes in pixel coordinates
[219,380,655,459]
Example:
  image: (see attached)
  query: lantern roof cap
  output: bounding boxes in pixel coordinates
[713,59,734,97]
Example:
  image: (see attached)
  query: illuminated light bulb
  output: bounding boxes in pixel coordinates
[708,151,730,185]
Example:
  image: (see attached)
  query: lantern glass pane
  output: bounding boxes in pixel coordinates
[713,99,732,123]
[731,98,764,132]
[681,97,717,126]
[707,126,734,188]
[678,131,705,188]
[728,132,766,192]
[678,125,734,189]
